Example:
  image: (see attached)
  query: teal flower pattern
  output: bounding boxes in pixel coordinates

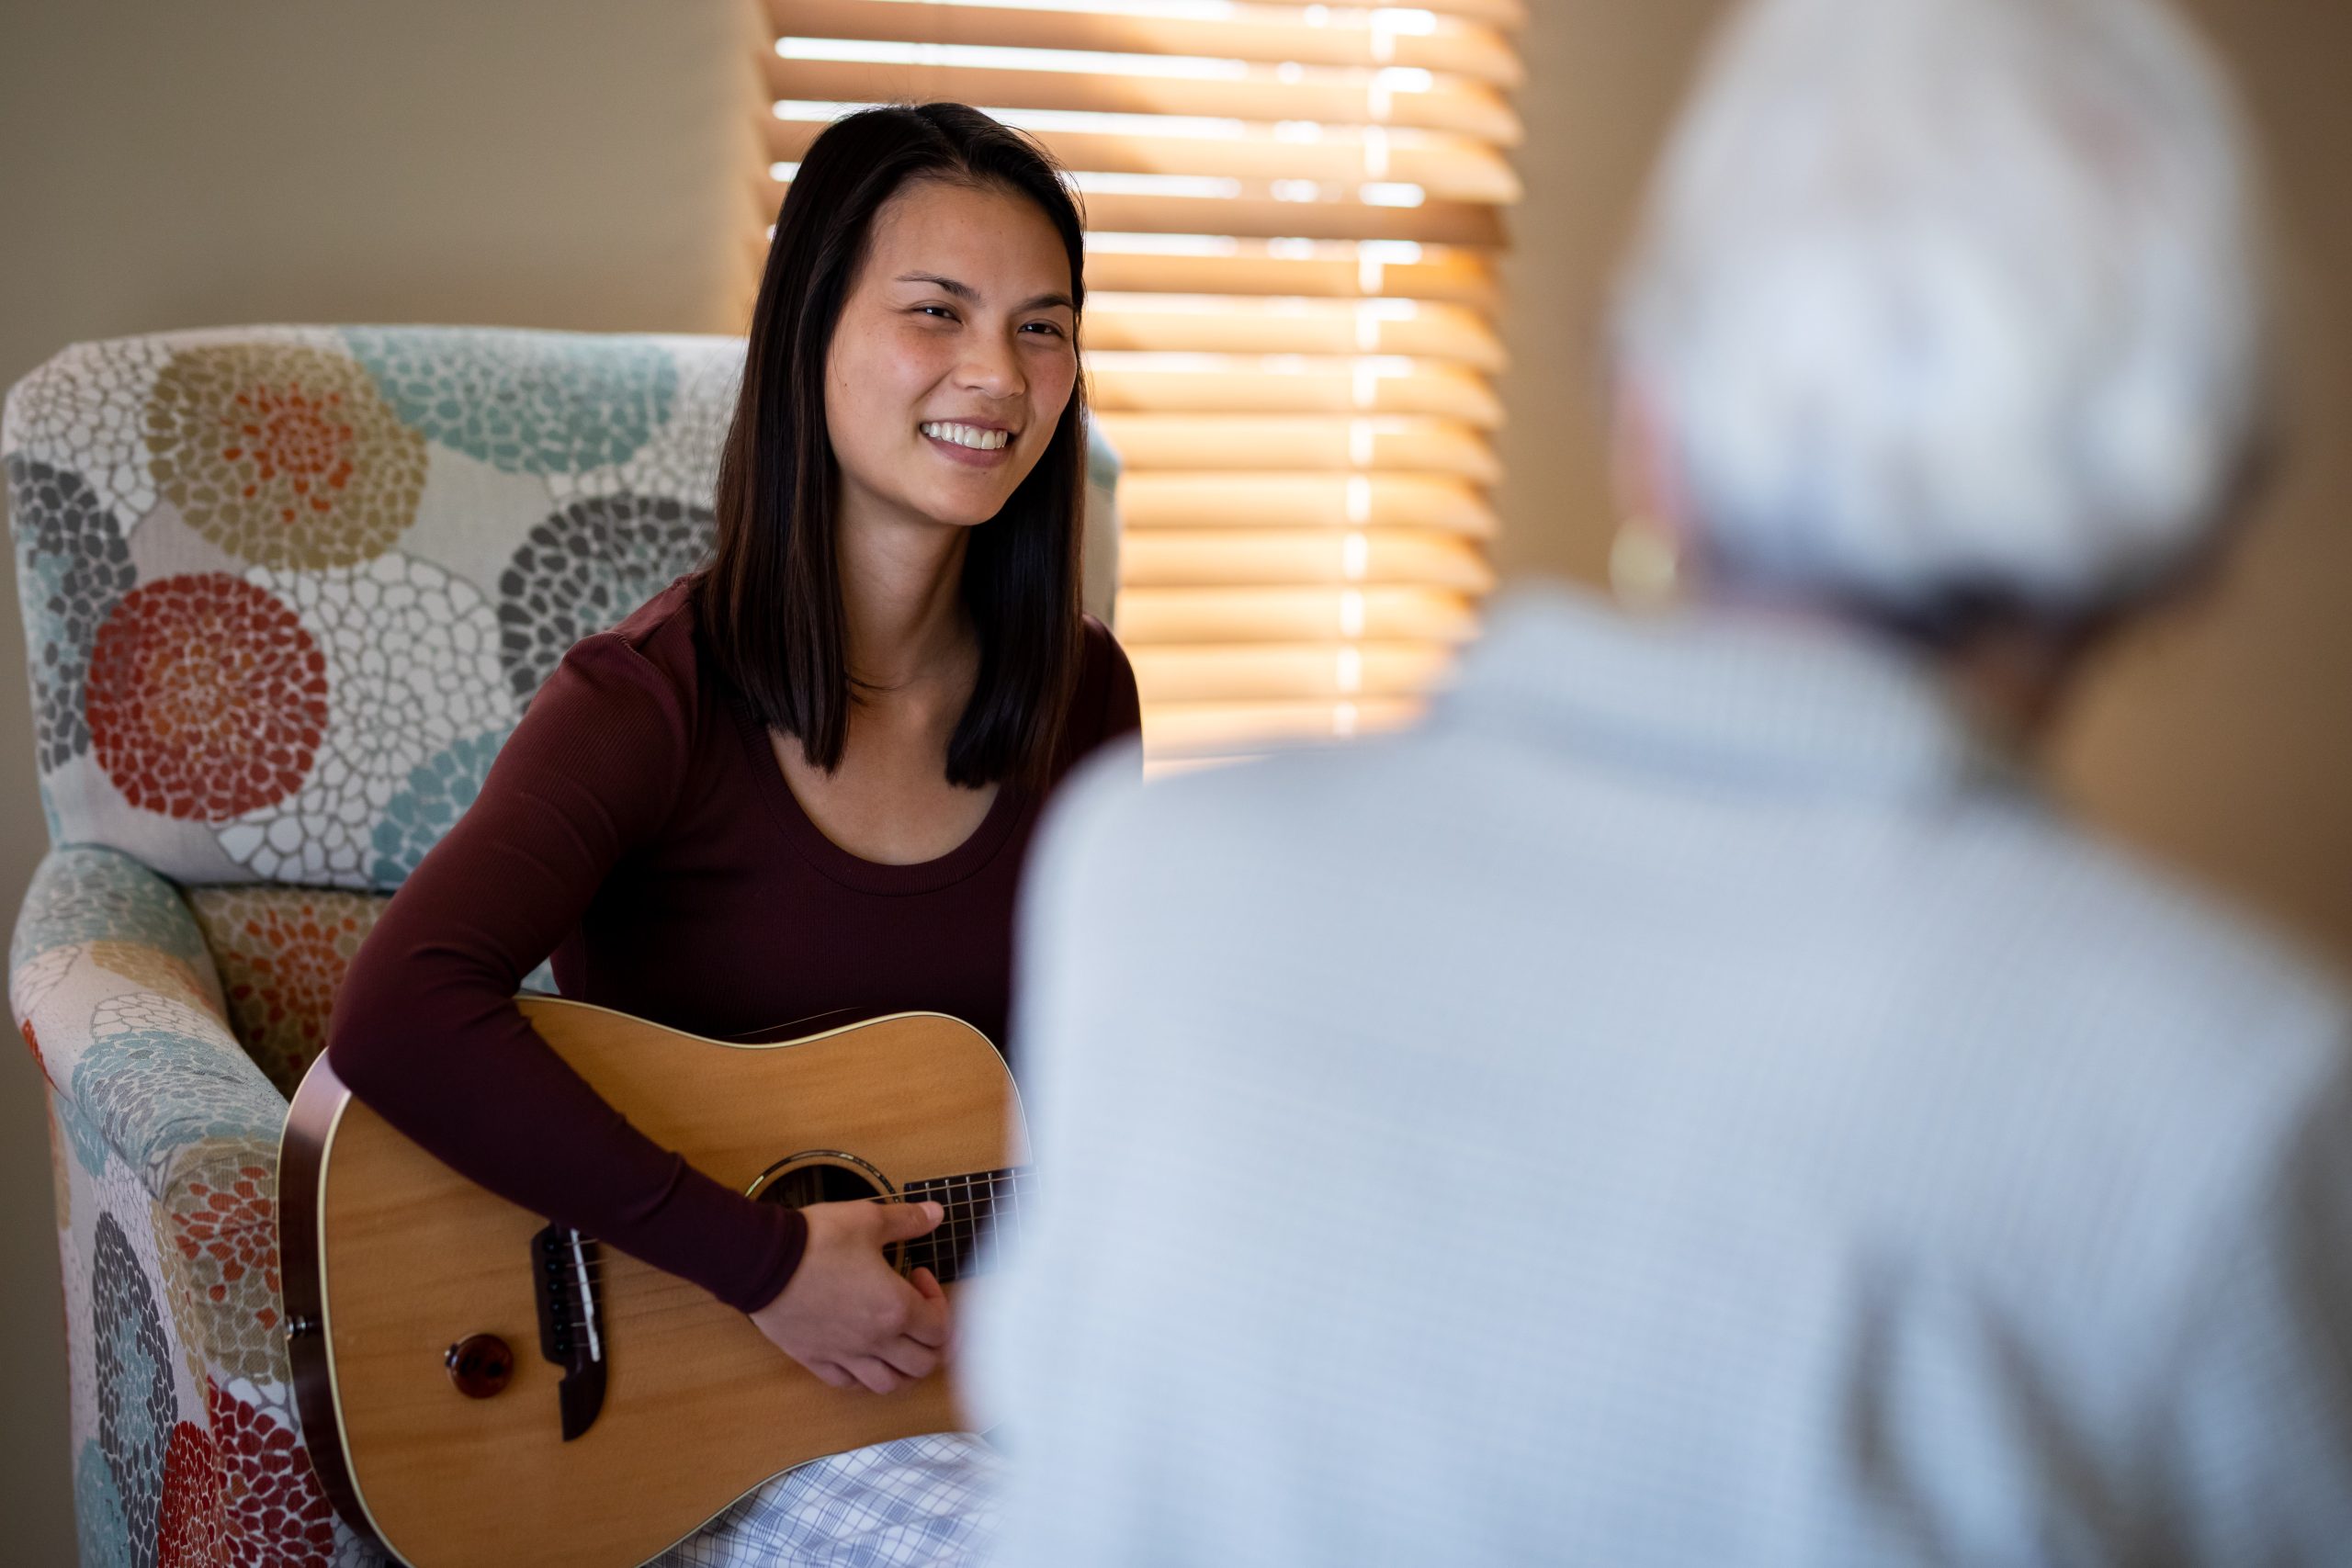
[74,1014,278,1185]
[58,1092,112,1179]
[369,728,510,886]
[344,327,675,475]
[74,1437,134,1568]
[12,848,211,976]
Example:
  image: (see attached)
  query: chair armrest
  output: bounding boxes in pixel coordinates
[12,847,277,1198]
[12,846,300,1388]
[17,847,359,1552]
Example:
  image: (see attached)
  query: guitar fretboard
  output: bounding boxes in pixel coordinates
[898,1168,1034,1284]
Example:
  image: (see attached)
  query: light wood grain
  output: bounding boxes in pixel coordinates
[313,1001,1023,1567]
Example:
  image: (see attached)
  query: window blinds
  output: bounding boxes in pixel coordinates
[758,0,1524,765]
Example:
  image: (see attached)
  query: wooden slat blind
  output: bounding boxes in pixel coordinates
[757,0,1522,764]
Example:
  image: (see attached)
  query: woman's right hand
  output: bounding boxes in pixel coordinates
[749,1199,952,1394]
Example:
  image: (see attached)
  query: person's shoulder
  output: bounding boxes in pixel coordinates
[1046,728,1399,899]
[1075,613,1131,694]
[1061,614,1141,760]
[1967,805,2350,1093]
[2048,813,2335,1002]
[541,575,705,732]
[2032,833,2352,1381]
[595,575,700,668]
[560,575,700,680]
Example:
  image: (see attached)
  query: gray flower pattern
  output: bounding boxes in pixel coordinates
[497,491,714,703]
[94,1213,175,1568]
[7,457,138,772]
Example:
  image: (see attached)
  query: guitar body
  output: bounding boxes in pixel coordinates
[279,998,1026,1568]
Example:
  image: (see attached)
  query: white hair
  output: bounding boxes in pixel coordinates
[1612,0,2269,621]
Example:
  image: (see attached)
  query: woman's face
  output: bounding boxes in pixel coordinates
[825,178,1079,533]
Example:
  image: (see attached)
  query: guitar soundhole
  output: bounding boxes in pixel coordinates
[752,1156,912,1273]
[754,1160,885,1211]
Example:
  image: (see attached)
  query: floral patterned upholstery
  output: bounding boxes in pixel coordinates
[17,846,341,1566]
[4,326,1123,1567]
[182,888,387,1100]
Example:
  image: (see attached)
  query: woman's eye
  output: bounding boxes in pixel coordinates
[1022,321,1067,338]
[916,305,956,321]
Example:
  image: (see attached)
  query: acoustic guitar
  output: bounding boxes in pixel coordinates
[278,998,1028,1567]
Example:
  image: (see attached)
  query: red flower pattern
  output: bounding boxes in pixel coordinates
[158,1420,227,1568]
[209,1379,335,1566]
[156,1383,336,1566]
[85,575,327,821]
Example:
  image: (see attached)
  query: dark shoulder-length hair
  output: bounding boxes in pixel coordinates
[702,102,1089,792]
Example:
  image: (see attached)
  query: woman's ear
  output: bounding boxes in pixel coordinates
[1609,376,1696,555]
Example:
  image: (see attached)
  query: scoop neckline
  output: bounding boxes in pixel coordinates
[728,689,1027,896]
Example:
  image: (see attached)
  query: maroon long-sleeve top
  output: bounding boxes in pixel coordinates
[327,577,1140,1313]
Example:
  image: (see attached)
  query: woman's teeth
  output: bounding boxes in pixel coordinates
[921,422,1010,451]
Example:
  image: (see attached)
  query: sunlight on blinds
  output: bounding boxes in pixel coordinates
[757,0,1524,766]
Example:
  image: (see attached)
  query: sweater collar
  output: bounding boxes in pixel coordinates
[1438,584,2022,801]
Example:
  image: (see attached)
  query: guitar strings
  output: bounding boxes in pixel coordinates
[546,1172,1037,1285]
[545,1214,1020,1304]
[529,1174,1038,1327]
[534,1220,1017,1336]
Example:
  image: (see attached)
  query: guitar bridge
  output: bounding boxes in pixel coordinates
[529,1224,607,1441]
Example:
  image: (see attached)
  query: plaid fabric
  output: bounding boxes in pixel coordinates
[652,1436,1001,1568]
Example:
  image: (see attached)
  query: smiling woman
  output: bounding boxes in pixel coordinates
[324,104,1139,1568]
[708,104,1098,797]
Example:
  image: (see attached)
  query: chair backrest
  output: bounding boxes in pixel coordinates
[3,325,1121,895]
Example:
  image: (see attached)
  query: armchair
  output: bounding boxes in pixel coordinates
[4,325,1120,1566]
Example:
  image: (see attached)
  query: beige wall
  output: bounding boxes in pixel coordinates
[1493,0,2352,966]
[0,4,761,1554]
[2,0,2346,1556]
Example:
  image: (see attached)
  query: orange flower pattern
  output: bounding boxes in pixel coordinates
[147,344,424,570]
[23,1016,50,1087]
[154,1144,285,1383]
[89,940,222,1022]
[187,886,386,1096]
[85,574,328,822]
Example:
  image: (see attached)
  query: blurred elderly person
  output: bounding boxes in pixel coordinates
[976,0,2352,1562]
